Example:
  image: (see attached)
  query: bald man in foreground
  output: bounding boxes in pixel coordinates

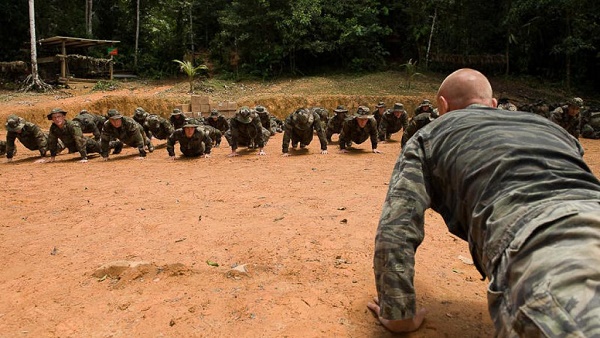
[368,68,600,336]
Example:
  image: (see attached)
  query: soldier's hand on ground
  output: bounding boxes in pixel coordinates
[379,140,386,144]
[169,156,176,161]
[321,150,328,155]
[339,149,349,154]
[257,149,266,156]
[135,156,146,160]
[7,158,13,163]
[373,149,382,154]
[102,157,109,161]
[282,153,291,157]
[367,297,427,333]
[227,151,239,157]
[203,154,211,158]
[79,159,88,163]
[48,157,56,163]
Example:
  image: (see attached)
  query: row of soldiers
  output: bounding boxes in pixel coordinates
[501,96,600,140]
[0,99,439,161]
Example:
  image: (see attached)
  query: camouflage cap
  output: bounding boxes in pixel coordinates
[292,108,314,129]
[47,108,67,120]
[146,115,160,126]
[356,106,372,119]
[107,109,123,119]
[421,99,431,105]
[6,114,24,132]
[210,108,220,117]
[255,105,266,113]
[235,106,252,123]
[79,109,89,114]
[376,101,386,108]
[134,107,147,117]
[569,97,584,108]
[392,103,405,111]
[334,105,348,113]
[183,122,199,128]
[171,108,184,116]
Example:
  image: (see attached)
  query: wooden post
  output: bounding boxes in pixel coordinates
[60,40,66,80]
[109,54,114,80]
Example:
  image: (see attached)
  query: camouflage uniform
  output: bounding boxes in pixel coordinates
[145,114,174,140]
[47,109,101,160]
[100,109,147,158]
[496,98,517,112]
[169,109,187,130]
[378,103,409,141]
[326,105,349,142]
[255,105,280,136]
[5,115,55,159]
[373,101,386,129]
[0,140,5,156]
[281,108,328,154]
[133,107,152,138]
[413,99,437,118]
[375,105,600,336]
[338,107,378,150]
[73,110,106,140]
[580,109,600,139]
[400,111,437,147]
[224,107,270,151]
[199,124,223,147]
[310,107,329,132]
[550,98,583,138]
[518,100,551,119]
[166,123,212,157]
[206,109,230,134]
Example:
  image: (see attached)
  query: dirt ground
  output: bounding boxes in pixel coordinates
[1,77,599,337]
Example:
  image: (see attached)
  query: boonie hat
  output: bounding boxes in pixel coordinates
[334,105,348,113]
[5,114,24,132]
[392,103,405,111]
[235,106,252,123]
[171,108,184,116]
[107,109,123,119]
[356,106,371,118]
[47,108,67,120]
[376,101,386,108]
[570,97,584,108]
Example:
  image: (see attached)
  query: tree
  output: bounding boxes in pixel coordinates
[173,59,208,93]
[21,0,51,92]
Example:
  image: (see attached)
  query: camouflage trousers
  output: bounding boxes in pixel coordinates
[488,202,600,337]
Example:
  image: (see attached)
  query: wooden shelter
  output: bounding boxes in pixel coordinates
[37,36,120,83]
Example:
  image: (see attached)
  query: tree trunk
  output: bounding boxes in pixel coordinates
[22,0,50,92]
[86,0,93,36]
[134,0,140,69]
[425,8,437,70]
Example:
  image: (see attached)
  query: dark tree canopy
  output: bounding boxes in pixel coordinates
[1,0,599,91]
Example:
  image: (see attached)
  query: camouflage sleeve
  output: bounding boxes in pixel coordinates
[313,115,328,151]
[369,119,378,150]
[253,118,266,148]
[229,120,239,151]
[69,122,88,159]
[166,130,178,156]
[378,117,388,141]
[339,121,351,150]
[402,112,409,131]
[48,126,59,157]
[100,125,112,157]
[128,120,147,147]
[282,117,293,153]
[374,137,431,320]
[163,120,175,136]
[6,132,16,158]
[401,121,417,148]
[32,124,48,154]
[203,130,213,155]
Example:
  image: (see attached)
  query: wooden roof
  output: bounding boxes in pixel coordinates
[37,36,120,49]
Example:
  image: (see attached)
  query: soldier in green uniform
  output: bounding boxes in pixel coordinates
[5,114,61,162]
[255,105,280,136]
[413,99,437,118]
[145,114,174,141]
[206,109,230,134]
[310,107,329,132]
[73,109,106,140]
[369,68,600,336]
[225,106,270,157]
[373,101,387,128]
[326,105,349,143]
[100,109,147,160]
[166,122,212,159]
[378,103,408,142]
[281,108,328,156]
[550,97,583,138]
[580,107,600,139]
[198,124,223,148]
[169,108,188,130]
[338,106,381,154]
[401,107,438,148]
[46,108,106,163]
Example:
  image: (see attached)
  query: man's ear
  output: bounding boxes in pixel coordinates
[491,98,498,108]
[437,96,448,115]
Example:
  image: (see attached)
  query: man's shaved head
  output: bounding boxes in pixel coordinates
[436,68,497,115]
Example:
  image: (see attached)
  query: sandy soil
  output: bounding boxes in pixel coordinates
[1,79,599,337]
